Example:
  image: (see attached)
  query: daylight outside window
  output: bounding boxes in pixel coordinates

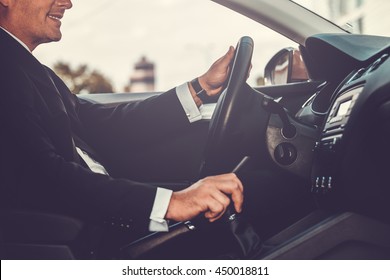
[35,0,295,94]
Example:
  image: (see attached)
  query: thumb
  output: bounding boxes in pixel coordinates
[222,46,235,64]
[214,46,235,67]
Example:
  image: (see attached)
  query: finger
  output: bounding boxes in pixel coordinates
[206,182,244,213]
[211,189,231,210]
[227,45,235,57]
[206,174,242,193]
[204,199,225,219]
[210,47,232,66]
[231,191,244,213]
[217,46,235,67]
[206,187,232,217]
[204,210,223,220]
[209,214,224,223]
[213,173,244,192]
[210,176,244,213]
[204,207,226,222]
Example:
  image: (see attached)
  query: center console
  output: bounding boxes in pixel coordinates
[311,86,363,194]
[311,53,389,198]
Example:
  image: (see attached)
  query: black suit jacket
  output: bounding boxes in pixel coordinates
[0,28,192,234]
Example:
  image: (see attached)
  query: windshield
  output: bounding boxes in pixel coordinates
[291,0,390,36]
[35,0,295,93]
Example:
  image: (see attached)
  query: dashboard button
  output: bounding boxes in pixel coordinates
[274,142,297,166]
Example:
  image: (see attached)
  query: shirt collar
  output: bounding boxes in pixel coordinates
[0,26,32,53]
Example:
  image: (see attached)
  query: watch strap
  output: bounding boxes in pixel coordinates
[190,78,209,103]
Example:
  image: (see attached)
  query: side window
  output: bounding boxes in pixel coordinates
[35,0,298,94]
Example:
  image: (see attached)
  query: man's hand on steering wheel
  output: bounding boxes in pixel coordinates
[189,46,235,106]
[199,46,235,96]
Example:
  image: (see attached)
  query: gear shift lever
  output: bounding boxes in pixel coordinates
[224,156,250,222]
[122,157,262,259]
[222,156,262,258]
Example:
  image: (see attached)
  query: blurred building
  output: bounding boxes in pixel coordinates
[126,56,155,92]
[330,0,390,36]
[295,0,390,36]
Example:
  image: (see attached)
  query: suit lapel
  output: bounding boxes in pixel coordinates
[0,29,69,117]
[0,29,78,162]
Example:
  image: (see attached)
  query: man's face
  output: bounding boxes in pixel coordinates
[5,0,72,50]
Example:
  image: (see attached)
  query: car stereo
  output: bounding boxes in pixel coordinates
[311,86,363,194]
[323,86,362,135]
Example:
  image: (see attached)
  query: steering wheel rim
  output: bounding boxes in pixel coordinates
[200,36,254,176]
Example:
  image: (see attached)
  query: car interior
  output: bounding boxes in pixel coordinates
[1,0,390,260]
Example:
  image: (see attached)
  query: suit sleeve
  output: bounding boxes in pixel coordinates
[51,73,196,177]
[76,89,192,142]
[1,67,159,236]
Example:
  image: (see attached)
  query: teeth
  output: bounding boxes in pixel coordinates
[48,15,61,21]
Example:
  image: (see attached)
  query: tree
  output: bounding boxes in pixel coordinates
[53,61,114,94]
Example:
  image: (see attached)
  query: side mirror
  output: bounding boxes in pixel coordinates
[264,47,309,85]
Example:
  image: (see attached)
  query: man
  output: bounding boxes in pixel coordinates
[0,0,243,237]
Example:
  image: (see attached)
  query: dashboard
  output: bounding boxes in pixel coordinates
[266,34,390,221]
[312,50,390,215]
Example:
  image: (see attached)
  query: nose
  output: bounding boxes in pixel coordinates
[57,0,73,9]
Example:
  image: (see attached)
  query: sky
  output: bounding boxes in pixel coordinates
[34,0,296,92]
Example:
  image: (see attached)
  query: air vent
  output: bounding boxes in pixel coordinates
[348,67,367,83]
[368,53,389,73]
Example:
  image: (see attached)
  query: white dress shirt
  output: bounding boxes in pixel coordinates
[1,26,202,232]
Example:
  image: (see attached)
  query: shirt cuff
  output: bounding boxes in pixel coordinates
[176,83,202,123]
[149,187,173,232]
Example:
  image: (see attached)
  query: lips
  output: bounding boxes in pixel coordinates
[47,13,63,22]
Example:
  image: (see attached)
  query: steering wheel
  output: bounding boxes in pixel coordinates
[124,37,260,260]
[200,36,254,176]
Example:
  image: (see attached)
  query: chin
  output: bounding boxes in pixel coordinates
[53,33,62,41]
[49,29,63,41]
[49,34,62,43]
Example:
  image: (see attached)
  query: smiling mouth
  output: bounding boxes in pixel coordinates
[48,15,63,22]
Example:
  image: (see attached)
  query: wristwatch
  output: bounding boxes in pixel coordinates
[190,78,209,103]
